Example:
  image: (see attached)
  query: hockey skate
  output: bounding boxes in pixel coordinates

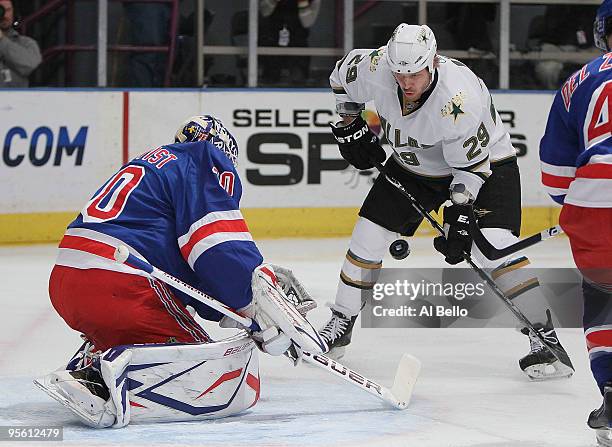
[318,305,358,359]
[519,311,574,381]
[588,384,612,446]
[34,366,115,428]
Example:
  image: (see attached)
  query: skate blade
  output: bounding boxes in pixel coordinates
[596,429,612,447]
[523,360,574,381]
[33,376,111,428]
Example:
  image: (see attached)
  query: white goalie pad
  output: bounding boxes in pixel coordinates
[35,332,260,428]
[250,264,327,355]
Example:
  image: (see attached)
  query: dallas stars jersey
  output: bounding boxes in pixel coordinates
[330,48,516,198]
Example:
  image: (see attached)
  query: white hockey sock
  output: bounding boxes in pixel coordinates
[335,218,396,317]
[472,228,550,327]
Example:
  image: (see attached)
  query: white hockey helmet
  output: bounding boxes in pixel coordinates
[385,24,437,75]
[174,115,238,167]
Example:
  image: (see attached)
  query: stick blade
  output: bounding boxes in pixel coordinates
[390,353,421,409]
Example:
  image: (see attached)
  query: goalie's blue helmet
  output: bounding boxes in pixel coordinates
[175,115,239,167]
[594,0,612,51]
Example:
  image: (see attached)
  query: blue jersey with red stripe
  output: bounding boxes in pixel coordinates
[63,141,263,320]
[540,53,612,207]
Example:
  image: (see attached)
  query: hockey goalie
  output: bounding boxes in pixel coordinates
[35,115,325,428]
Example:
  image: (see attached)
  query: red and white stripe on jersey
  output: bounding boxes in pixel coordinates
[565,154,612,207]
[56,228,148,277]
[178,209,253,269]
[148,278,210,343]
[540,161,576,197]
[585,325,612,358]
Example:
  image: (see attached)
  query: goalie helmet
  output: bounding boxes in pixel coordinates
[385,23,437,75]
[174,115,239,167]
[594,0,612,51]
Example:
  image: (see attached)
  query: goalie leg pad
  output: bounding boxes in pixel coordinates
[102,334,261,425]
[100,349,133,428]
[36,334,261,427]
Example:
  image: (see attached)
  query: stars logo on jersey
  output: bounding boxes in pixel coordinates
[449,102,464,122]
[441,91,467,123]
[369,48,384,72]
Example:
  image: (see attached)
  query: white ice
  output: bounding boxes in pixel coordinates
[0,237,601,446]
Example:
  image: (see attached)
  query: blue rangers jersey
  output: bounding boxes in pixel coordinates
[55,140,263,321]
[540,52,612,207]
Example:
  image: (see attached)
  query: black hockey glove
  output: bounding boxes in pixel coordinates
[433,203,472,265]
[330,116,386,170]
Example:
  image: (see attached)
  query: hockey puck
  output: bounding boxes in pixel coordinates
[389,239,410,260]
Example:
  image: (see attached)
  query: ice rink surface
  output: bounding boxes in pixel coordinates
[0,237,601,446]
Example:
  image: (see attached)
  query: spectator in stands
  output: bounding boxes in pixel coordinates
[258,0,321,86]
[446,3,496,54]
[124,1,171,87]
[0,0,41,88]
[443,3,497,87]
[527,5,596,89]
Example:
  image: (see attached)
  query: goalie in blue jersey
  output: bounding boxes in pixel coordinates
[35,115,324,428]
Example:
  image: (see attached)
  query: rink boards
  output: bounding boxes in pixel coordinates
[0,89,560,243]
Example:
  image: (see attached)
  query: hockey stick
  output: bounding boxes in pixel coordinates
[113,246,420,410]
[371,162,574,373]
[468,210,564,260]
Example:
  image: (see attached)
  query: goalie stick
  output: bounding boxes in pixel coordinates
[468,209,564,260]
[371,162,574,374]
[113,246,421,410]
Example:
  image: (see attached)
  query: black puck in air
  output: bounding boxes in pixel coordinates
[389,239,410,260]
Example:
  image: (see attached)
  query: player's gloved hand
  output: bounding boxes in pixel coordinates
[330,115,386,170]
[219,304,293,356]
[220,264,325,361]
[433,203,472,265]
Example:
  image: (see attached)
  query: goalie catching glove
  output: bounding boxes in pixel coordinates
[330,115,386,170]
[221,264,327,358]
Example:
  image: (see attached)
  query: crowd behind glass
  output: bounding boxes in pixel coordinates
[4,0,600,90]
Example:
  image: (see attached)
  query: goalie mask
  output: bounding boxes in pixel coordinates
[594,0,612,51]
[174,115,239,167]
[385,23,437,75]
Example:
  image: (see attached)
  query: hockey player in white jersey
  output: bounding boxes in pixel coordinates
[319,23,573,380]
